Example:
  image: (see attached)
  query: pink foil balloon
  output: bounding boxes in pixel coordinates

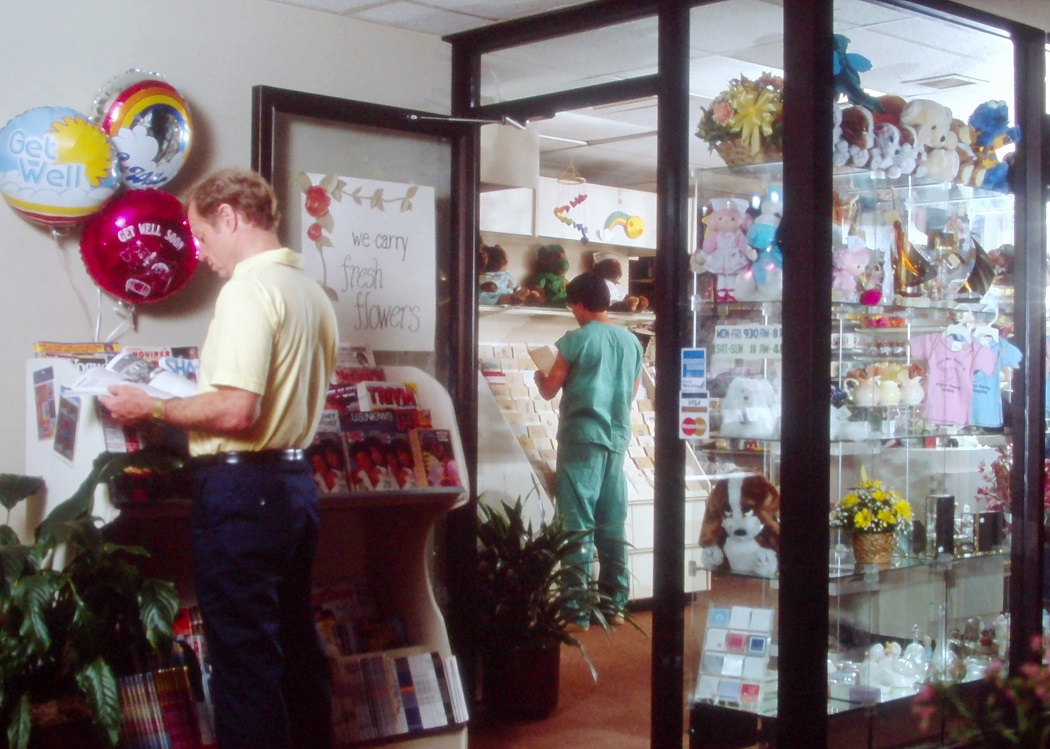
[80,188,197,304]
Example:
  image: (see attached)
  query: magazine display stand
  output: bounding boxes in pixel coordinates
[26,357,120,522]
[99,365,469,749]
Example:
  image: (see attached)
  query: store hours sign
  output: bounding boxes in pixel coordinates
[712,324,782,360]
[300,173,436,352]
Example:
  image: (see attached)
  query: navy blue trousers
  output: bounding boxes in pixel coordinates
[192,460,332,749]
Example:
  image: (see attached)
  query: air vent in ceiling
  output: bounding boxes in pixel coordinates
[902,73,986,90]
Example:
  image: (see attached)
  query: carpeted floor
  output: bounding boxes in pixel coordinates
[468,612,655,749]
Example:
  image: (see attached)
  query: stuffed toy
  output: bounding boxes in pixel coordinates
[832,34,883,113]
[718,376,779,439]
[968,100,1021,194]
[523,244,570,307]
[698,473,780,577]
[969,100,1021,151]
[838,105,875,168]
[869,122,923,179]
[696,196,754,303]
[735,188,783,302]
[832,237,871,303]
[950,118,980,186]
[478,244,524,305]
[592,256,649,312]
[832,105,851,167]
[901,99,959,181]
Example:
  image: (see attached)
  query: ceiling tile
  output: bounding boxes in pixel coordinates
[351,1,490,35]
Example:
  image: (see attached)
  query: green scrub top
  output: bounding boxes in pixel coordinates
[556,320,643,452]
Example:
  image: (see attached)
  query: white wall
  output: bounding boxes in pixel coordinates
[4,0,1047,480]
[0,0,450,475]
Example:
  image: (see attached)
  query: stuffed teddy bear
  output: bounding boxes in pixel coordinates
[523,244,570,307]
[718,376,779,439]
[950,118,981,186]
[698,473,780,577]
[478,244,524,305]
[901,99,959,181]
[832,237,871,303]
[695,196,754,303]
[592,255,648,312]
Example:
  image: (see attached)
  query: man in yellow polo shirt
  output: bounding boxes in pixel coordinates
[101,167,338,749]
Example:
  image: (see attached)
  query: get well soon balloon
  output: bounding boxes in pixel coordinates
[93,69,193,189]
[81,188,198,304]
[0,106,120,228]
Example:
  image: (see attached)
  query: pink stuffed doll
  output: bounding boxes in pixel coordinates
[697,197,754,302]
[832,237,871,303]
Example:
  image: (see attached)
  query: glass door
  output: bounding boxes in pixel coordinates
[683,2,1031,747]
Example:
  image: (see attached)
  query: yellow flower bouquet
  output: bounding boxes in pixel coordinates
[831,473,912,536]
[831,471,912,566]
[695,72,785,166]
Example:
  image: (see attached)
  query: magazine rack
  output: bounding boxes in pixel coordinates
[102,365,469,748]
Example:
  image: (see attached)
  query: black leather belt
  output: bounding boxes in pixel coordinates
[191,448,307,468]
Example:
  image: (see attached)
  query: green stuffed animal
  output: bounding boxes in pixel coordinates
[524,244,570,307]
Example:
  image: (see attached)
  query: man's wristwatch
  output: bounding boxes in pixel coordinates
[152,399,165,422]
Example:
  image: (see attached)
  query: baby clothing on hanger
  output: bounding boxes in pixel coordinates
[910,331,996,426]
[970,330,1022,428]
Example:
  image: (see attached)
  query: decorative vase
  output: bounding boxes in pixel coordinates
[852,532,895,566]
[481,636,561,720]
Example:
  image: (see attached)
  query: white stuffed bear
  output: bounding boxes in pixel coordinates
[901,99,960,181]
[719,377,779,439]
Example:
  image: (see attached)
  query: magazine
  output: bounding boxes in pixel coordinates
[307,413,352,497]
[65,350,197,400]
[409,429,460,488]
[342,411,415,491]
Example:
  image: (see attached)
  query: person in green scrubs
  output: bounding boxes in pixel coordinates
[534,271,643,624]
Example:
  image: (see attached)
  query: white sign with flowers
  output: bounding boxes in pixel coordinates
[299,173,436,352]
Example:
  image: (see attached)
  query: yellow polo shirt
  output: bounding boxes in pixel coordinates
[188,248,338,456]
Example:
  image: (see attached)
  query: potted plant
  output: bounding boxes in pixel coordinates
[0,448,185,749]
[475,496,632,721]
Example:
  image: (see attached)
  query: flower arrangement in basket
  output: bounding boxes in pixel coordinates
[696,72,785,166]
[830,469,912,565]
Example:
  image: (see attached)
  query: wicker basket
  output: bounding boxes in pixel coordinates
[715,140,783,167]
[852,532,895,566]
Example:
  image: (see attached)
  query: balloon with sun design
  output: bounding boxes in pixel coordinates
[0,106,120,228]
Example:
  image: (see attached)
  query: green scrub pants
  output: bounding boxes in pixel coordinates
[555,441,630,612]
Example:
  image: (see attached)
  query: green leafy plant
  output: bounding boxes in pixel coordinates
[0,448,186,749]
[475,497,636,677]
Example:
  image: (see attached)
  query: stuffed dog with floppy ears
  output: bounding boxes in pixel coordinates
[699,473,781,577]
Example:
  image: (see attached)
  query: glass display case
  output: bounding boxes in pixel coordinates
[685,44,1024,743]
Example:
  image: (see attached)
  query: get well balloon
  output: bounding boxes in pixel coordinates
[93,69,193,189]
[0,106,120,227]
[80,188,198,304]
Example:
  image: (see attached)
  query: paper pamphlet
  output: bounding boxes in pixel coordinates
[527,345,557,376]
[66,350,197,400]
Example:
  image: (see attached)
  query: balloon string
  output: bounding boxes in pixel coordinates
[95,287,103,342]
[103,300,137,342]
